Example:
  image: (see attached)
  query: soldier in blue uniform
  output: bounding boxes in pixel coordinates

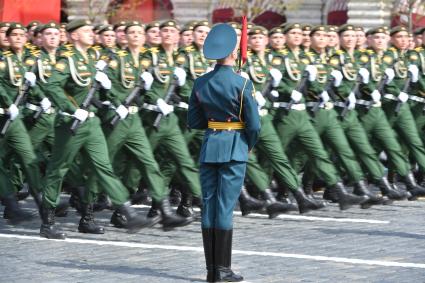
[188,23,261,282]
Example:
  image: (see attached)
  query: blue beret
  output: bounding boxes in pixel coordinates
[203,23,237,60]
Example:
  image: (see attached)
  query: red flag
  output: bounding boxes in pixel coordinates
[238,15,248,71]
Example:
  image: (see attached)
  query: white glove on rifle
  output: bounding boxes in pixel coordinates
[239,71,250,80]
[40,97,52,112]
[270,90,279,98]
[398,91,409,103]
[95,60,107,71]
[24,72,36,87]
[8,104,19,120]
[384,68,395,85]
[269,68,282,87]
[95,71,111,90]
[358,68,370,84]
[140,71,154,91]
[115,104,129,120]
[174,67,186,87]
[290,90,302,102]
[73,108,89,122]
[320,91,330,104]
[370,90,381,103]
[254,91,266,108]
[156,98,174,116]
[305,65,318,82]
[408,65,419,83]
[347,92,356,110]
[330,70,343,87]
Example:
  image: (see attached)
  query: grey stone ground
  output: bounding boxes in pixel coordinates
[0,192,424,283]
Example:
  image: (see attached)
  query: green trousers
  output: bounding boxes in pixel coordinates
[42,116,128,208]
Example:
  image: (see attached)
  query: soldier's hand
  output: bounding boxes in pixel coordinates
[408,65,419,83]
[270,90,279,98]
[290,90,302,102]
[305,65,317,82]
[254,91,266,107]
[156,98,174,116]
[269,68,282,87]
[398,92,409,103]
[384,68,395,84]
[8,104,19,120]
[358,68,370,84]
[116,105,129,120]
[370,90,381,103]
[40,97,52,112]
[140,72,154,90]
[320,91,330,103]
[330,70,343,87]
[174,67,186,86]
[95,60,108,71]
[95,72,112,90]
[347,92,356,110]
[24,72,37,87]
[73,108,89,122]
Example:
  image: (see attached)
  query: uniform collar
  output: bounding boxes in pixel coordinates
[214,64,234,71]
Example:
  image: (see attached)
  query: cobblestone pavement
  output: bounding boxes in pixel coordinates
[0,191,424,283]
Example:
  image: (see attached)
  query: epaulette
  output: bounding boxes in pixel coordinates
[415,46,423,52]
[149,47,159,53]
[389,47,397,52]
[335,49,344,55]
[305,51,314,57]
[247,50,253,57]
[60,51,74,57]
[265,48,271,53]
[358,48,366,53]
[64,43,74,50]
[140,46,147,53]
[91,45,101,51]
[3,50,12,57]
[30,50,41,56]
[278,48,288,55]
[366,49,374,55]
[184,45,195,52]
[116,50,127,57]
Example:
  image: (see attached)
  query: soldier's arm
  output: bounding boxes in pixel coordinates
[24,56,46,101]
[175,50,191,101]
[241,81,261,151]
[105,59,122,107]
[328,55,352,99]
[187,78,208,129]
[270,56,293,97]
[0,62,13,107]
[408,50,425,96]
[382,52,402,96]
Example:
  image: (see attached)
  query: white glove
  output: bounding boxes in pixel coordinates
[73,108,89,122]
[254,91,266,107]
[115,104,129,120]
[320,91,330,104]
[408,65,419,83]
[240,71,250,80]
[8,104,19,120]
[95,72,111,90]
[330,70,343,87]
[24,72,36,87]
[174,67,186,87]
[270,90,279,98]
[358,68,370,84]
[347,92,356,110]
[40,97,52,111]
[156,98,174,116]
[290,90,302,102]
[398,91,409,103]
[269,68,282,87]
[370,90,381,103]
[305,65,317,82]
[95,60,107,71]
[384,68,395,84]
[140,72,154,91]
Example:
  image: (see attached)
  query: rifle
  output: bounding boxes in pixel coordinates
[285,69,308,114]
[0,62,38,137]
[311,77,335,115]
[153,75,179,129]
[395,74,411,115]
[261,77,278,102]
[340,74,362,119]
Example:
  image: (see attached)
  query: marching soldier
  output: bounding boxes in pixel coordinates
[114,20,128,50]
[268,26,285,61]
[326,25,339,57]
[145,21,161,47]
[0,22,11,55]
[301,24,312,52]
[179,21,196,47]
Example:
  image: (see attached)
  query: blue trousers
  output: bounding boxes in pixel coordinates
[200,161,246,230]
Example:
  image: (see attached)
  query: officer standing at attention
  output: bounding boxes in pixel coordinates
[188,23,261,282]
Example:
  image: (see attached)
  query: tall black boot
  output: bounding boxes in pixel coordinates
[39,205,66,239]
[378,177,408,200]
[69,186,85,214]
[202,228,216,282]
[262,188,298,219]
[353,180,384,208]
[325,182,368,210]
[78,203,105,234]
[115,202,160,233]
[214,229,243,282]
[238,186,265,216]
[403,172,425,200]
[177,193,194,218]
[2,194,34,224]
[158,199,193,231]
[292,189,325,214]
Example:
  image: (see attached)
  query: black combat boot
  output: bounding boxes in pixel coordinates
[93,193,112,211]
[214,229,243,282]
[110,210,126,228]
[78,203,105,234]
[115,202,160,233]
[238,186,265,216]
[262,188,298,219]
[2,194,34,224]
[69,186,85,214]
[157,199,193,231]
[39,205,66,239]
[324,182,369,210]
[32,192,69,217]
[378,177,408,200]
[202,228,216,282]
[276,186,293,204]
[130,188,151,205]
[403,172,425,200]
[177,193,195,218]
[353,180,384,208]
[292,189,325,214]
